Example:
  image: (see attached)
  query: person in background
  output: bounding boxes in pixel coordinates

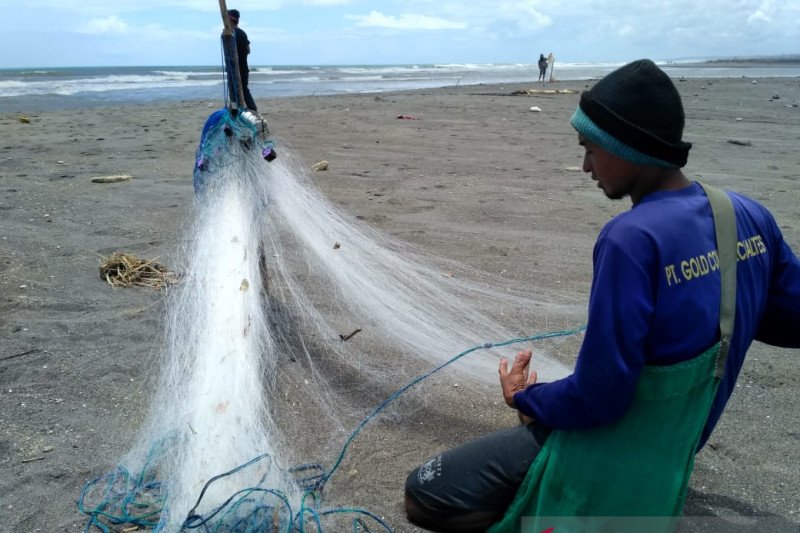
[537,53,548,82]
[226,9,257,111]
[404,59,800,532]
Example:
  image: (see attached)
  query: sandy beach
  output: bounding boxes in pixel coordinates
[1,75,799,531]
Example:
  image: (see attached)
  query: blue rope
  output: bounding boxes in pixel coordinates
[221,31,242,109]
[219,38,229,104]
[79,469,162,532]
[79,326,586,532]
[322,326,587,484]
[182,454,289,528]
[193,109,262,195]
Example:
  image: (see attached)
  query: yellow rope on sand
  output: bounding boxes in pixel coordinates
[99,253,178,289]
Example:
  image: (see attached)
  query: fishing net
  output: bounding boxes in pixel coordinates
[79,109,585,532]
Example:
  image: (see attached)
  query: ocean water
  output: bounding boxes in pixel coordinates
[1,62,798,113]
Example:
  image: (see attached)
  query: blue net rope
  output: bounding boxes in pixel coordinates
[222,32,241,110]
[193,108,274,195]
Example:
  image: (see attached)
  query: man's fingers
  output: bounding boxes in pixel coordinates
[511,349,532,370]
[528,369,538,386]
[498,358,509,377]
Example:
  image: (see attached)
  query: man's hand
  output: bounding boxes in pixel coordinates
[499,349,538,408]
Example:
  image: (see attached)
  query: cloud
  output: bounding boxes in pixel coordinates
[747,0,774,24]
[302,0,354,5]
[80,16,129,34]
[75,15,215,49]
[494,2,552,30]
[747,9,770,23]
[348,10,467,30]
[616,24,634,37]
[22,0,354,16]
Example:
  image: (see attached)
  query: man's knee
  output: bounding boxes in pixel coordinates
[402,425,546,531]
[405,491,431,527]
[404,468,499,532]
[405,466,445,529]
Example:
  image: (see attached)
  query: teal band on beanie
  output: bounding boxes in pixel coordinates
[570,107,678,168]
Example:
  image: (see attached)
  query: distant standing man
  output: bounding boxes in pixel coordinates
[537,53,547,82]
[226,9,257,111]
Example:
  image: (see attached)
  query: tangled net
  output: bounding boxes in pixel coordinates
[77,328,585,532]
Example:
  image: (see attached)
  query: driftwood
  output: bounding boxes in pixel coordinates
[91,175,133,183]
[339,328,362,342]
[0,348,40,362]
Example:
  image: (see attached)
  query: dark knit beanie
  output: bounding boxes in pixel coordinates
[571,59,692,168]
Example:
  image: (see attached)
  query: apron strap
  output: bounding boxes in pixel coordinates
[698,182,737,378]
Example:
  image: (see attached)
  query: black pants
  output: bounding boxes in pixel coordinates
[405,423,550,532]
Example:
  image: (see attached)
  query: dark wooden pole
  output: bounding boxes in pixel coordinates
[218,0,246,110]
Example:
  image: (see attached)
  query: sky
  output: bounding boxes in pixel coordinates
[1,0,798,68]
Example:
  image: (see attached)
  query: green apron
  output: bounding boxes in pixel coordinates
[489,183,737,533]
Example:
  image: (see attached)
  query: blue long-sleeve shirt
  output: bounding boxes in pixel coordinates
[514,182,800,448]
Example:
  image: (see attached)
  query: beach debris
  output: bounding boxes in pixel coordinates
[736,117,743,121]
[0,348,40,363]
[396,115,418,120]
[771,95,780,100]
[17,115,30,124]
[333,242,341,249]
[339,328,362,342]
[529,106,542,112]
[311,160,329,171]
[565,166,582,171]
[91,174,133,184]
[512,89,576,95]
[752,80,758,84]
[99,252,178,289]
[727,139,752,147]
